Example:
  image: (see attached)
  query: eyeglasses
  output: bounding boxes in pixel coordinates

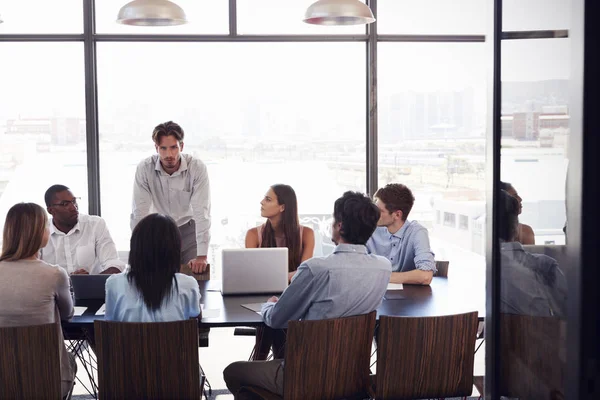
[51,198,80,208]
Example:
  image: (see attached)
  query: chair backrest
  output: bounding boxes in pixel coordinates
[376,312,478,399]
[499,313,566,400]
[283,311,376,400]
[435,260,450,277]
[0,323,62,399]
[95,319,201,400]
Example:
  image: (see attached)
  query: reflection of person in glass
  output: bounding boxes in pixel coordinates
[500,181,535,245]
[245,184,315,360]
[131,121,211,274]
[499,190,567,318]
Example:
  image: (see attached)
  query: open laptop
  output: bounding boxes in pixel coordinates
[221,248,288,295]
[71,274,110,301]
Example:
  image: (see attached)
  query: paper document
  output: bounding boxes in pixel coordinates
[387,283,403,290]
[241,303,265,315]
[74,306,87,316]
[95,304,106,316]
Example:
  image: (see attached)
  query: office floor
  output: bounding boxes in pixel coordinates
[72,327,485,399]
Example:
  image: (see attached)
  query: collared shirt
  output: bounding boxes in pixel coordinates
[500,241,567,318]
[41,214,125,275]
[366,221,436,273]
[105,272,201,322]
[131,153,211,256]
[261,244,392,328]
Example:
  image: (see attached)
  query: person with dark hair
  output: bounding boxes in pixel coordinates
[41,184,124,275]
[223,191,391,398]
[499,190,567,317]
[131,121,211,274]
[500,181,535,245]
[366,183,436,285]
[0,203,76,398]
[245,184,315,360]
[105,213,200,322]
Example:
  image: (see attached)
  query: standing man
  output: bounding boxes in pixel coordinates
[223,191,391,398]
[41,184,124,275]
[131,121,211,273]
[367,183,436,285]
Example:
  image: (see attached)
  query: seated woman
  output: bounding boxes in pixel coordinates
[105,213,200,322]
[245,184,315,360]
[500,181,535,245]
[0,203,75,399]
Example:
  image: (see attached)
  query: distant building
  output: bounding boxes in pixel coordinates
[5,117,84,146]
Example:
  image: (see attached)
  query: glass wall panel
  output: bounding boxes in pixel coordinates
[503,0,571,31]
[0,43,88,244]
[498,35,569,399]
[97,43,365,273]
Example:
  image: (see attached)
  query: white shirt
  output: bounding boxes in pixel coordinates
[41,214,125,275]
[105,272,201,322]
[131,153,211,256]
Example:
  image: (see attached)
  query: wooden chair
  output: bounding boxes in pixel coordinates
[374,312,478,399]
[95,319,203,400]
[0,323,70,400]
[498,313,566,400]
[434,260,450,277]
[240,311,377,400]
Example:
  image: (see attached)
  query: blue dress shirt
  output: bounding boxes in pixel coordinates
[366,221,436,273]
[500,242,567,318]
[261,244,392,329]
[105,272,201,322]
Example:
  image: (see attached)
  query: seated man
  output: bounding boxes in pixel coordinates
[223,191,392,398]
[498,189,567,318]
[41,184,124,275]
[367,183,436,285]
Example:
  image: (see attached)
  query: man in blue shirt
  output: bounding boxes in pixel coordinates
[366,183,436,285]
[223,191,392,399]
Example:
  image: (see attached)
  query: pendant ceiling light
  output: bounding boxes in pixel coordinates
[304,0,375,26]
[117,0,187,26]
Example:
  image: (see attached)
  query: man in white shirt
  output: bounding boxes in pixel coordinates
[41,184,124,275]
[131,121,211,274]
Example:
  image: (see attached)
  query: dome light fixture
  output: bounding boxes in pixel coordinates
[304,0,375,26]
[117,0,187,26]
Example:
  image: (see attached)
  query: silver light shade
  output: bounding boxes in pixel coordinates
[0,14,3,24]
[304,0,375,26]
[117,0,187,26]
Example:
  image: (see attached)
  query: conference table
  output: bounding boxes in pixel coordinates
[62,264,484,398]
[65,264,485,330]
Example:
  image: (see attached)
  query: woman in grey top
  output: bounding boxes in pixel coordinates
[0,202,75,398]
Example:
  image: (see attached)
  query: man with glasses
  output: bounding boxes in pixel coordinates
[41,184,124,275]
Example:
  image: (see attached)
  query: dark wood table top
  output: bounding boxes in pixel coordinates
[64,264,484,329]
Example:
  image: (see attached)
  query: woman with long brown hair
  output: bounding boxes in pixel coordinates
[245,184,315,360]
[0,203,75,398]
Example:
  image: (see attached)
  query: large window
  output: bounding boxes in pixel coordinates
[0,43,87,242]
[0,1,487,272]
[97,43,365,263]
[378,43,487,268]
[95,0,228,34]
[0,1,83,33]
